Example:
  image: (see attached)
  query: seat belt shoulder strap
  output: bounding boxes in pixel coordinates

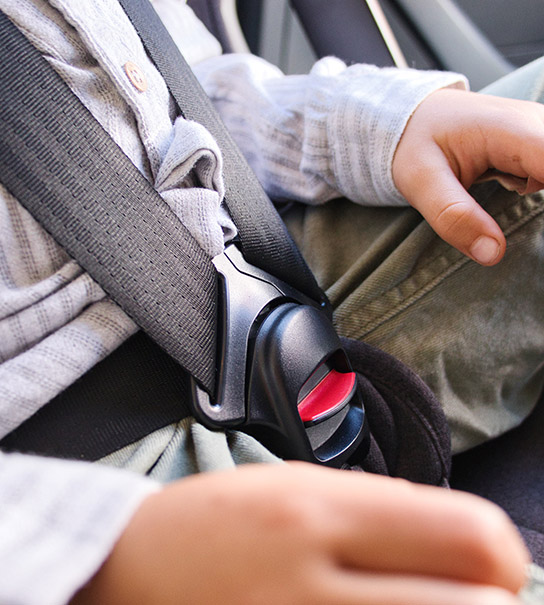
[0,10,218,393]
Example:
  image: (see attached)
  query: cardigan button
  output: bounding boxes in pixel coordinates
[123,61,148,92]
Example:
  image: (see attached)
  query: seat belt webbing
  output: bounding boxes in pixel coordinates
[0,332,192,461]
[117,0,326,307]
[0,11,218,393]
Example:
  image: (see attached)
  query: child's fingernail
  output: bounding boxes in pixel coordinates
[470,236,500,265]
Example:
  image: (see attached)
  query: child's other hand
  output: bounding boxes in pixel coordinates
[71,463,529,604]
[392,88,544,265]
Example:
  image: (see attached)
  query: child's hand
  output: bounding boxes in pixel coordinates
[71,463,529,604]
[392,88,544,265]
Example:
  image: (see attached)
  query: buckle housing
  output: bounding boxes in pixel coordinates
[190,244,368,467]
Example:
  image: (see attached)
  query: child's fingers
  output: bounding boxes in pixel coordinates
[477,96,544,186]
[320,571,523,605]
[393,89,544,265]
[396,146,506,265]
[317,471,528,593]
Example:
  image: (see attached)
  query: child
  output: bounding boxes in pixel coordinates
[0,1,542,602]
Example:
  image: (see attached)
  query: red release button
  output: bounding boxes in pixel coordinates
[297,369,356,425]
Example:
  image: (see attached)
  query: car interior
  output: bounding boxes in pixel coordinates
[187,0,544,566]
[237,0,544,89]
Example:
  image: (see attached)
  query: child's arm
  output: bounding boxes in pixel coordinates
[393,88,544,265]
[71,463,528,604]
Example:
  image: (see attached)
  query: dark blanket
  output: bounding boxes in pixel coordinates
[342,337,451,486]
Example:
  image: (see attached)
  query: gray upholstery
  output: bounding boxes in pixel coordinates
[451,396,544,565]
[290,0,397,67]
[187,0,234,52]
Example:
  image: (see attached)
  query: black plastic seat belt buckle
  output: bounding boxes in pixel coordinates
[190,244,369,467]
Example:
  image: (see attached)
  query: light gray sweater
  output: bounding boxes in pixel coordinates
[0,0,465,602]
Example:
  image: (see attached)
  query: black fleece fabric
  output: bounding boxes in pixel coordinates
[342,338,451,486]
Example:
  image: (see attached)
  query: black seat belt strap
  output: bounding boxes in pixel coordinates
[0,10,218,394]
[0,332,192,461]
[117,0,327,308]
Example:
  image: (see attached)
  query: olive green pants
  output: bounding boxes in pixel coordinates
[284,57,544,455]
